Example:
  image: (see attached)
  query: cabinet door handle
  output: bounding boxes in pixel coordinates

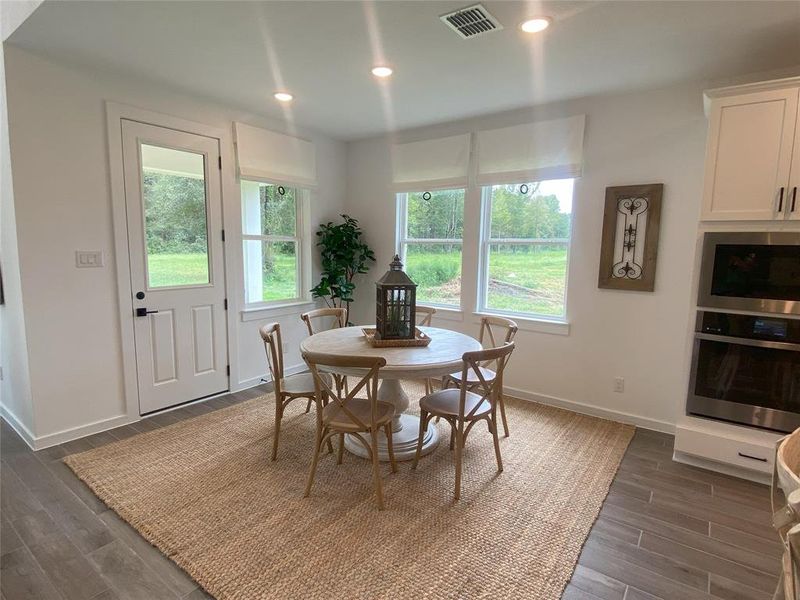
[792,187,797,213]
[738,451,767,463]
[778,187,785,212]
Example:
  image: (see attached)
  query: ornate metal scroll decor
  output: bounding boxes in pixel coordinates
[598,184,663,292]
[611,196,649,280]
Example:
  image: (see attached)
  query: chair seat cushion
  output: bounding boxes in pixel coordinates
[447,366,497,385]
[420,388,491,419]
[322,399,394,432]
[281,372,331,395]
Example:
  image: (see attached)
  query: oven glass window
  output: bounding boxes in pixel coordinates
[694,339,800,413]
[710,245,800,301]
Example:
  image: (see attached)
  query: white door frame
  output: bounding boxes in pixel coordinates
[106,102,241,420]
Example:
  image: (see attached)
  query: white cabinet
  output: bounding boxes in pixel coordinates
[701,82,800,221]
[674,417,781,482]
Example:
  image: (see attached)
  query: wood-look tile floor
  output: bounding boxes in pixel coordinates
[1,387,782,600]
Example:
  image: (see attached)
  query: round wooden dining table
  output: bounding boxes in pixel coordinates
[299,325,481,461]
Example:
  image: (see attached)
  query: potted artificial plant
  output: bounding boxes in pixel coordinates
[310,215,375,322]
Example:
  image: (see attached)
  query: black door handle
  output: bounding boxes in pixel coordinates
[778,187,785,212]
[135,307,159,317]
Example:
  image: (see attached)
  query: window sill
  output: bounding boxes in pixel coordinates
[472,312,570,336]
[240,300,316,322]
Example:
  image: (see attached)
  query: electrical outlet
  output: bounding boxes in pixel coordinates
[613,377,625,393]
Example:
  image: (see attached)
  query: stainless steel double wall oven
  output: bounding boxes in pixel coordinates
[688,232,800,433]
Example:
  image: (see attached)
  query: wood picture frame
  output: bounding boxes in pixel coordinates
[598,183,663,292]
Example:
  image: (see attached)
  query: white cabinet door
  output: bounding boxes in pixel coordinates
[701,87,798,221]
[787,105,800,221]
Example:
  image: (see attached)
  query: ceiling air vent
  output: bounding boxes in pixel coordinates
[440,4,503,40]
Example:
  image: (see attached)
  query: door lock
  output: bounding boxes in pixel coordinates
[135,307,159,317]
[135,291,145,300]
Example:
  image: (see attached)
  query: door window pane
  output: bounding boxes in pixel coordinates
[243,240,298,303]
[141,144,210,288]
[486,243,568,316]
[404,243,462,306]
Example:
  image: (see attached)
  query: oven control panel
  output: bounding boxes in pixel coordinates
[698,311,800,344]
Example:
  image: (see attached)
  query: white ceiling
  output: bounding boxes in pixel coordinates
[8,0,800,140]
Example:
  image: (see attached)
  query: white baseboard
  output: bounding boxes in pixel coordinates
[504,386,676,435]
[234,363,306,392]
[0,403,36,449]
[0,401,138,451]
[3,374,675,451]
[32,414,138,451]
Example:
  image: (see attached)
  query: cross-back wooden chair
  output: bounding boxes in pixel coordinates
[441,315,518,437]
[303,352,397,510]
[416,305,436,327]
[413,342,515,501]
[416,305,437,394]
[300,307,348,335]
[299,307,349,411]
[260,323,332,461]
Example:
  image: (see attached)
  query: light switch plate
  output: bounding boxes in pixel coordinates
[75,251,104,268]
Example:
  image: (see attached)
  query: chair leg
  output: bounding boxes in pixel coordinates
[337,433,345,465]
[304,398,312,413]
[384,423,398,473]
[369,429,385,510]
[271,400,283,461]
[304,426,324,497]
[454,422,464,501]
[411,411,427,470]
[491,411,504,473]
[498,393,510,437]
[449,423,455,451]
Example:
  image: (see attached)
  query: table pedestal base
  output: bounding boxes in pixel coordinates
[344,414,439,461]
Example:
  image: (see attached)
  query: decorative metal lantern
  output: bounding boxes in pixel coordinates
[375,255,417,340]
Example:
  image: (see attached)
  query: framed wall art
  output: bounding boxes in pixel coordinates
[598,183,663,292]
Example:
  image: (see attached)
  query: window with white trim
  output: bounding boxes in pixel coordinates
[396,188,465,308]
[479,179,574,319]
[241,181,308,305]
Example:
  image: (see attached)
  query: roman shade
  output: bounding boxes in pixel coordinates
[234,122,317,187]
[476,115,586,185]
[392,133,470,191]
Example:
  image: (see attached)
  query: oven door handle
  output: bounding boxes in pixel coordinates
[696,332,800,352]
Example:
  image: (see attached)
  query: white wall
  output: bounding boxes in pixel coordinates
[0,1,42,444]
[3,46,345,445]
[345,83,711,431]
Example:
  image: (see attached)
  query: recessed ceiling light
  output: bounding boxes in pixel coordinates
[520,17,551,33]
[273,92,293,102]
[371,66,393,78]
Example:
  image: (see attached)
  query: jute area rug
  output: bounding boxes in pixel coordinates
[65,382,633,600]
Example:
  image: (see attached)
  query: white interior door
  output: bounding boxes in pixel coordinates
[121,120,228,414]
